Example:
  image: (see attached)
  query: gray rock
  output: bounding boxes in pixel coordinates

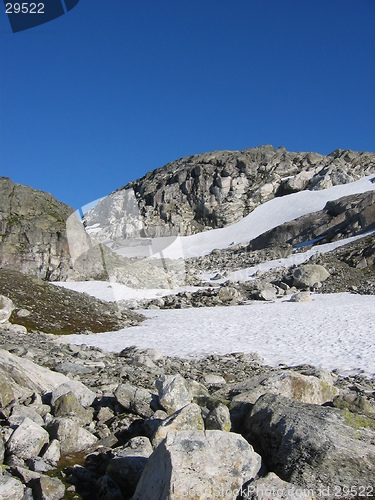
[115,383,155,419]
[46,417,97,456]
[41,439,60,464]
[6,417,49,461]
[218,286,239,303]
[0,475,24,500]
[152,403,205,448]
[292,264,330,289]
[254,285,277,301]
[205,403,231,431]
[202,374,226,388]
[9,404,45,427]
[51,380,96,408]
[52,391,93,425]
[0,349,72,402]
[246,393,375,494]
[133,430,262,499]
[106,436,153,496]
[0,295,14,323]
[289,291,312,302]
[156,374,193,415]
[230,370,338,407]
[27,456,55,473]
[30,475,65,500]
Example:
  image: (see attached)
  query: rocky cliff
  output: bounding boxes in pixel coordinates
[0,177,76,281]
[85,146,375,239]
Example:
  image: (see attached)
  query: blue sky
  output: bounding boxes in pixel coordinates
[1,0,374,209]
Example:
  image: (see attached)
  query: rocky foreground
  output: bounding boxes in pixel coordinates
[0,316,374,499]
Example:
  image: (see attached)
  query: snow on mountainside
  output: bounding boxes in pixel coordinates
[84,175,375,260]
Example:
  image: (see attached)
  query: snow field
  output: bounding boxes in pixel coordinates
[64,293,375,377]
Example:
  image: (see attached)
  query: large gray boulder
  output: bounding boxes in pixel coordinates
[246,393,375,495]
[133,430,262,499]
[152,403,205,448]
[51,380,96,408]
[230,370,338,407]
[6,417,49,461]
[0,349,74,401]
[156,374,193,415]
[115,383,155,419]
[292,264,330,289]
[46,417,97,456]
[0,475,24,500]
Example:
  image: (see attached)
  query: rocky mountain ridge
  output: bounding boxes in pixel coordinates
[85,146,375,239]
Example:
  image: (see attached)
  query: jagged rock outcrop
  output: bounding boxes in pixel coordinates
[85,146,375,238]
[249,190,375,250]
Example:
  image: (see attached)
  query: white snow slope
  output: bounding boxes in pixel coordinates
[108,175,375,259]
[64,293,375,377]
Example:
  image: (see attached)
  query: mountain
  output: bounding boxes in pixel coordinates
[84,146,375,240]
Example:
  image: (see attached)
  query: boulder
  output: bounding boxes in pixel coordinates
[0,373,15,408]
[41,439,61,464]
[106,436,153,496]
[152,403,205,448]
[0,349,72,401]
[218,286,239,303]
[289,291,312,302]
[246,393,375,494]
[30,475,65,500]
[292,264,330,289]
[231,370,338,407]
[254,285,277,301]
[156,374,193,415]
[0,475,24,500]
[0,295,13,323]
[132,430,262,499]
[244,472,315,499]
[205,403,231,431]
[9,404,45,427]
[6,417,49,461]
[115,383,155,419]
[52,391,93,425]
[46,417,97,455]
[51,380,96,408]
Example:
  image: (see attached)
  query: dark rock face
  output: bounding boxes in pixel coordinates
[85,146,375,238]
[0,177,75,281]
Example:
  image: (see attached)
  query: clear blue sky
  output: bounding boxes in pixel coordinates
[1,0,374,209]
